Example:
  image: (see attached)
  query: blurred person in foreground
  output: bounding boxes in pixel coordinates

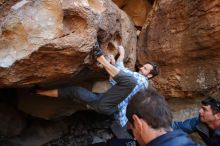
[126,89,202,146]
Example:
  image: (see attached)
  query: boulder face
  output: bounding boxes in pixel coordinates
[138,0,220,97]
[0,0,137,88]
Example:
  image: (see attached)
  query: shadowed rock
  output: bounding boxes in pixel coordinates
[0,103,26,137]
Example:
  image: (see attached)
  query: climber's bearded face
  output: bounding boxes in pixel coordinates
[139,64,153,78]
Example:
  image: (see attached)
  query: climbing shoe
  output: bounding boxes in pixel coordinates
[92,41,103,59]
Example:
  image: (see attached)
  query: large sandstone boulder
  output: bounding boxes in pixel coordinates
[0,0,137,120]
[0,0,137,88]
[138,0,220,97]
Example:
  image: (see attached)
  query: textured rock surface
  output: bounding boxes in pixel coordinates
[122,0,152,27]
[43,111,113,146]
[0,0,137,88]
[10,116,71,146]
[138,0,220,97]
[2,111,112,146]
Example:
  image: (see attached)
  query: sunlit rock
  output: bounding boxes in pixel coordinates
[0,0,136,88]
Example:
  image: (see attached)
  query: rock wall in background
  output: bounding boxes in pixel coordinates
[113,0,153,27]
[122,0,152,27]
[138,0,220,98]
[0,0,137,88]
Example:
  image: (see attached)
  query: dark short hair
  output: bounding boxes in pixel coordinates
[147,62,159,79]
[201,96,220,114]
[126,89,172,129]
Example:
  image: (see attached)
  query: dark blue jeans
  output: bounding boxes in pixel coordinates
[58,70,137,115]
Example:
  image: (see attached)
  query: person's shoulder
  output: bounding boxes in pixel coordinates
[164,130,202,146]
[133,72,148,83]
[215,125,220,136]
